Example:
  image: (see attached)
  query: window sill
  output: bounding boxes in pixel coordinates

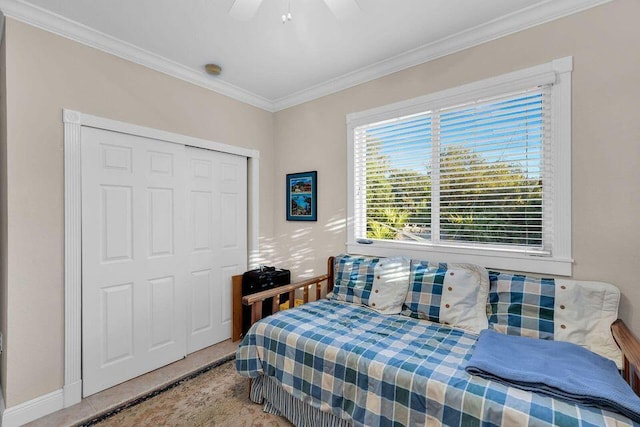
[345,240,572,276]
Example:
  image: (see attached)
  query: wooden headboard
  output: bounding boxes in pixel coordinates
[612,320,640,395]
[327,255,335,294]
[232,258,334,341]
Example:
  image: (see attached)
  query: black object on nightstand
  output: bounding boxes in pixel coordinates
[241,266,291,335]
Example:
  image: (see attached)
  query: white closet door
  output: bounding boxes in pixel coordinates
[186,146,247,353]
[81,127,188,396]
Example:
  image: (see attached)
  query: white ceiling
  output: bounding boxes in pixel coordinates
[1,0,610,111]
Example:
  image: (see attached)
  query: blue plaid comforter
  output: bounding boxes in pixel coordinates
[236,299,637,427]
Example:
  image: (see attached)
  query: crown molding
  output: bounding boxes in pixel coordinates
[272,0,612,111]
[1,0,612,113]
[0,0,274,111]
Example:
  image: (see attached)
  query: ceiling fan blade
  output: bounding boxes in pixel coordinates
[323,0,360,19]
[229,0,263,21]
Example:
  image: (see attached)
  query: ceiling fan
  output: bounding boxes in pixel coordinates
[229,0,360,21]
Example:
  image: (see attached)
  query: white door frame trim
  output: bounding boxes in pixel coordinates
[62,108,260,407]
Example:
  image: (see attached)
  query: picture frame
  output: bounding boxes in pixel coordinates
[286,171,317,221]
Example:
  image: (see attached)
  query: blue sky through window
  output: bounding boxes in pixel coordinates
[365,92,544,179]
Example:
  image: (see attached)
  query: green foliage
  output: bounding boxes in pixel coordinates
[364,139,430,241]
[368,209,409,240]
[364,142,542,247]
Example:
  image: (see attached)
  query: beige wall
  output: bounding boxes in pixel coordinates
[273,0,640,335]
[2,18,275,407]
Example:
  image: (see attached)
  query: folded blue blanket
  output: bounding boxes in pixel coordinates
[465,329,640,423]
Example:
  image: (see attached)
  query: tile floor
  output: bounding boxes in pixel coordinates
[25,339,240,427]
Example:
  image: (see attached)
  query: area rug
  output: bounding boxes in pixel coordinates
[81,357,291,427]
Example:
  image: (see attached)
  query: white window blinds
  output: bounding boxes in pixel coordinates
[354,85,552,254]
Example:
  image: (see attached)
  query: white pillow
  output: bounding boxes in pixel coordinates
[439,263,489,334]
[554,279,622,367]
[366,257,411,314]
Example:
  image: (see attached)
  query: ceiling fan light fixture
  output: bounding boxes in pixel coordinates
[230,0,360,22]
[282,3,292,24]
[205,63,222,76]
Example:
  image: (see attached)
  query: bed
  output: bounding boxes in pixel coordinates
[236,256,640,427]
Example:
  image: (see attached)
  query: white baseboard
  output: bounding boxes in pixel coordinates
[63,381,81,408]
[0,387,5,427]
[1,389,63,427]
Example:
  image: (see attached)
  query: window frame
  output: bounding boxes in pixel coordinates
[346,57,573,276]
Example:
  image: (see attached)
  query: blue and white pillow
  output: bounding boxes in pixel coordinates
[402,260,489,334]
[401,261,447,322]
[331,254,411,314]
[487,271,623,365]
[332,254,379,305]
[487,271,555,340]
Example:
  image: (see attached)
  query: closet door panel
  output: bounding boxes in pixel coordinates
[82,127,188,397]
[186,147,247,353]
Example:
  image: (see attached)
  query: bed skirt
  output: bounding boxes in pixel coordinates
[250,374,352,427]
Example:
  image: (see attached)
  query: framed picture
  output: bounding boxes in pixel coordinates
[286,171,317,221]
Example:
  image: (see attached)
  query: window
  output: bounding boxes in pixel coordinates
[347,58,572,275]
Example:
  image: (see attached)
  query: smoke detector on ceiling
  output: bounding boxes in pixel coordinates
[205,64,222,76]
